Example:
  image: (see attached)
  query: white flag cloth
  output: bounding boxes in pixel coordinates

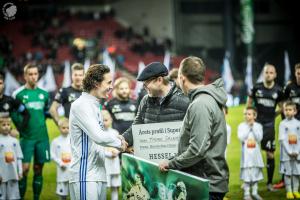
[84,58,90,72]
[245,56,253,94]
[284,50,291,84]
[4,70,20,96]
[221,54,234,93]
[134,61,146,98]
[163,51,171,70]
[102,49,115,80]
[256,67,263,83]
[62,60,71,88]
[38,65,57,92]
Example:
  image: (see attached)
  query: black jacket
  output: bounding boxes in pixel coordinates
[122,84,189,146]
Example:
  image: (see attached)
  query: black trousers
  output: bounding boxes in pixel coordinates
[209,192,226,200]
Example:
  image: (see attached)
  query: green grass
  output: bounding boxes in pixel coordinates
[23,106,286,199]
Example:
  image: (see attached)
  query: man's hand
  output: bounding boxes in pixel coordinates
[126,146,134,154]
[117,135,128,152]
[159,160,170,172]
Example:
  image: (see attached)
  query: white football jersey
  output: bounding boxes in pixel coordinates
[51,134,72,182]
[0,134,23,182]
[68,92,122,183]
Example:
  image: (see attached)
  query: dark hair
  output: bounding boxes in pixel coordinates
[295,63,300,70]
[82,64,110,92]
[0,72,4,81]
[179,56,206,84]
[71,63,84,72]
[246,106,257,114]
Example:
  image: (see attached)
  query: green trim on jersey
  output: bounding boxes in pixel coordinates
[14,86,49,140]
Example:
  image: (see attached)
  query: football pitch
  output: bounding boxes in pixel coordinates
[23,105,286,199]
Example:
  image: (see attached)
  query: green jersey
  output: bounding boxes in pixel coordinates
[13,86,50,140]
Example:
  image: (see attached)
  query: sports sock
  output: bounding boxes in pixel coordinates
[33,174,43,200]
[267,158,275,184]
[19,175,27,199]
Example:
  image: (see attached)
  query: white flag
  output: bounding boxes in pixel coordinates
[221,53,234,93]
[284,50,291,84]
[4,70,20,96]
[134,61,146,98]
[84,58,90,72]
[256,67,264,83]
[38,65,57,92]
[103,49,115,80]
[163,51,171,70]
[245,56,253,94]
[62,60,71,87]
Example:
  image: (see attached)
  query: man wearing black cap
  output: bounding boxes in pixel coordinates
[122,62,189,148]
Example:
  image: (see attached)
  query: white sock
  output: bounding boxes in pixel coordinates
[111,187,119,200]
[293,175,299,193]
[244,182,250,196]
[252,182,258,195]
[285,175,292,192]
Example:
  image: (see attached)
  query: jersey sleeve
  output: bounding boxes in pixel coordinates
[50,139,62,166]
[283,84,291,100]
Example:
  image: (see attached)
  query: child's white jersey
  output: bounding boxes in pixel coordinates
[279,118,300,161]
[238,122,264,168]
[51,134,72,182]
[69,92,122,183]
[104,128,121,175]
[0,134,23,181]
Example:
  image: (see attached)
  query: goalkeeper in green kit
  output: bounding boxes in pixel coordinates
[12,63,51,200]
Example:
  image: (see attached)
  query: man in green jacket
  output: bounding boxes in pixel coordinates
[159,56,229,200]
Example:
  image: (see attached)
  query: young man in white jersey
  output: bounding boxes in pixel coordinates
[68,64,127,200]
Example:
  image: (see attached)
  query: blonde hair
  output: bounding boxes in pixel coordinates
[112,77,131,98]
[101,110,112,120]
[0,117,11,124]
[24,63,38,74]
[58,118,69,127]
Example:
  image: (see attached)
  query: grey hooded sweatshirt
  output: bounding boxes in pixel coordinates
[168,78,229,193]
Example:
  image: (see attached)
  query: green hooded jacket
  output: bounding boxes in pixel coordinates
[169,78,229,193]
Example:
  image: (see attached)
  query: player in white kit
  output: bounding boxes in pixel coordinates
[0,117,23,200]
[238,107,264,200]
[51,118,71,200]
[102,110,121,200]
[68,64,127,200]
[279,101,300,199]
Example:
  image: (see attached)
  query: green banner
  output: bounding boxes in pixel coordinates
[240,0,254,56]
[121,153,209,200]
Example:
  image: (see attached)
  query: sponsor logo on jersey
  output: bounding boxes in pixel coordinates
[25,101,45,110]
[23,95,29,99]
[257,98,275,107]
[115,112,135,121]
